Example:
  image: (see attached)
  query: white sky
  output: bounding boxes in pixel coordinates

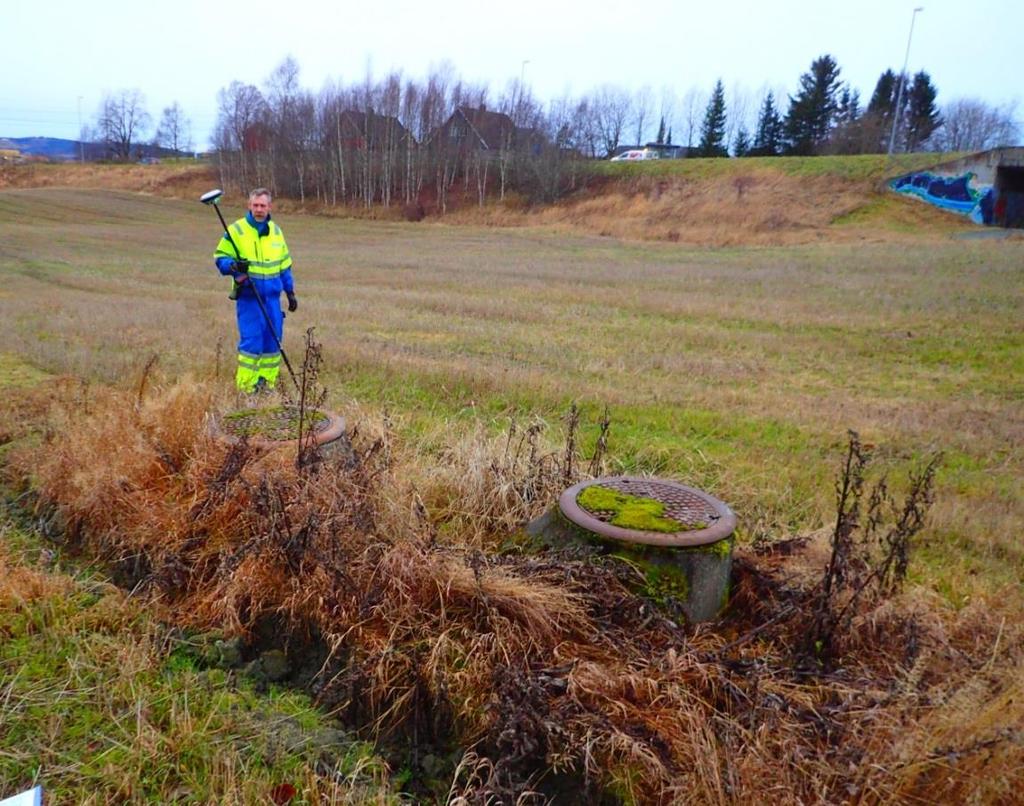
[3,0,1020,148]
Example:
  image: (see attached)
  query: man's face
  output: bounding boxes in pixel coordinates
[249,194,271,221]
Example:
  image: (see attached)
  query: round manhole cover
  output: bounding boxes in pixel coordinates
[559,476,736,547]
[217,406,346,449]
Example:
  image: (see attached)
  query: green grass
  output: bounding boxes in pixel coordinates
[0,185,1021,604]
[0,352,51,388]
[589,152,958,181]
[0,511,393,804]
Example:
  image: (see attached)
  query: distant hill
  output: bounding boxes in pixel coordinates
[0,136,191,161]
[3,136,83,160]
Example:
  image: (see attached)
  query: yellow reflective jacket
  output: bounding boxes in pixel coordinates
[214,216,293,296]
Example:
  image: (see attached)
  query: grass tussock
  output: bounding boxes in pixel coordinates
[5,375,1022,803]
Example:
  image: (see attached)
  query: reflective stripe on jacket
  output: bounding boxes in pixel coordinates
[214,217,294,296]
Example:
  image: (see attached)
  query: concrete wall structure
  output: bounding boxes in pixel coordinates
[889,147,1024,228]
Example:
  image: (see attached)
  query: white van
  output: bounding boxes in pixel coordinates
[609,149,658,162]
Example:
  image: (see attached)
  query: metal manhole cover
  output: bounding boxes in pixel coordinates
[216,407,346,449]
[559,476,736,547]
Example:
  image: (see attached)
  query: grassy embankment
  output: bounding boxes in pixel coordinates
[0,358,395,803]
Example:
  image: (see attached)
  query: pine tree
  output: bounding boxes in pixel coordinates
[751,92,783,156]
[867,70,899,117]
[698,80,728,157]
[783,54,842,155]
[865,69,904,151]
[666,126,673,145]
[905,71,940,151]
[825,83,863,154]
[733,126,751,157]
[655,116,666,145]
[836,84,860,124]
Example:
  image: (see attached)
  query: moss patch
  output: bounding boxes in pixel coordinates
[222,405,328,441]
[578,485,707,533]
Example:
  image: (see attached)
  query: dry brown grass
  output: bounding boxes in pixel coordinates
[0,161,217,201]
[1,160,968,247]
[6,376,1022,803]
[442,170,964,246]
[1,185,1020,604]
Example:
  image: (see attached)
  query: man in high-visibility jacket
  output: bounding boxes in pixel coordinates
[213,188,297,392]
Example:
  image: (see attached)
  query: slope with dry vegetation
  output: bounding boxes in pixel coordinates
[2,364,1021,803]
[0,152,964,245]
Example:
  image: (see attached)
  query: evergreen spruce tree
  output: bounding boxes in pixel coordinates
[836,84,860,124]
[866,70,898,117]
[698,80,728,157]
[783,54,842,155]
[865,69,904,151]
[666,126,673,145]
[827,83,863,154]
[751,91,783,156]
[733,126,750,157]
[905,71,940,151]
[655,116,666,145]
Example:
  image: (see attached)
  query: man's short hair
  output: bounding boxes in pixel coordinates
[249,187,272,202]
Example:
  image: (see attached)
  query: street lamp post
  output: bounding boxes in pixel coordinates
[888,6,923,156]
[516,60,530,124]
[77,96,84,163]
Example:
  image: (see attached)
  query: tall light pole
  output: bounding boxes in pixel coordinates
[516,60,530,124]
[888,6,923,156]
[77,96,84,163]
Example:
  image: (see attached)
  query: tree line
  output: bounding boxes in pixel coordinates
[699,56,1016,158]
[87,54,1020,209]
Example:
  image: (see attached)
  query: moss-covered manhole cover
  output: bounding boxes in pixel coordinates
[559,476,736,547]
[218,405,345,448]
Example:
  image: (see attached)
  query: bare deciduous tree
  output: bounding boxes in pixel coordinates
[934,98,1019,152]
[214,81,268,190]
[631,85,654,147]
[154,102,192,154]
[96,89,151,161]
[680,87,707,149]
[591,85,632,157]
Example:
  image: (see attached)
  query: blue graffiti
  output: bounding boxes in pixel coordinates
[890,171,994,225]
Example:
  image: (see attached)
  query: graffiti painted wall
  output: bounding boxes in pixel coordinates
[889,170,994,225]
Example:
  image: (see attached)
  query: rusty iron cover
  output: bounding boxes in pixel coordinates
[559,476,736,547]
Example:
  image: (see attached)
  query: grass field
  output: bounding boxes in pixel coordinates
[0,515,392,804]
[1,185,1021,597]
[1,178,1022,801]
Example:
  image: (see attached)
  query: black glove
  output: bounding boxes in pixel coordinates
[233,258,250,281]
[286,292,298,312]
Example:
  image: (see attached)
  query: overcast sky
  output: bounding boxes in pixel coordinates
[3,0,1020,149]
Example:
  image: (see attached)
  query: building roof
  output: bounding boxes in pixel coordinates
[454,106,515,150]
[338,109,412,145]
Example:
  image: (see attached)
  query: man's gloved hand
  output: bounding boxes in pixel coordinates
[233,259,250,282]
[286,292,298,312]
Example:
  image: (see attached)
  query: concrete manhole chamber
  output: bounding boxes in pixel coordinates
[532,476,737,622]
